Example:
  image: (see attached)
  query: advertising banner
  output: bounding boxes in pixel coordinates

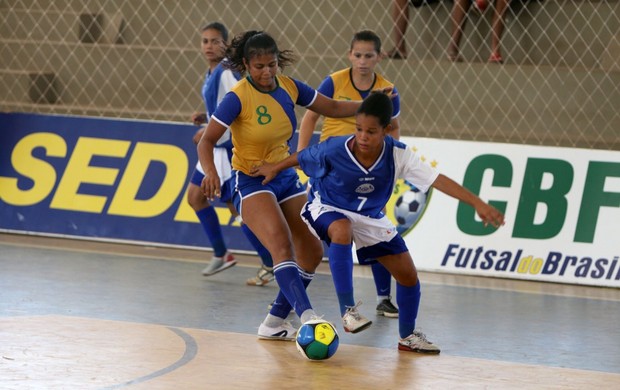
[2,113,618,287]
[384,138,619,288]
[0,112,314,251]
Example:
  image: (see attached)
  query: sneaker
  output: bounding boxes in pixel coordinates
[201,252,236,276]
[258,320,296,341]
[342,302,372,334]
[398,330,440,354]
[376,298,399,318]
[246,265,274,286]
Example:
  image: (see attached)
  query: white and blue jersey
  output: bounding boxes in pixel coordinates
[298,135,438,218]
[298,135,438,262]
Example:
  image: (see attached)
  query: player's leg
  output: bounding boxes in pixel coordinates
[225,202,275,286]
[238,170,319,328]
[279,192,323,324]
[239,191,307,339]
[377,249,440,354]
[300,202,371,333]
[326,218,373,333]
[371,262,399,318]
[187,166,235,276]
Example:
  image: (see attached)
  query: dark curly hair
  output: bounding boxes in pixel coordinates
[224,31,296,75]
[358,92,393,128]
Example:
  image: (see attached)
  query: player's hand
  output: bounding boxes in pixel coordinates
[201,171,221,201]
[476,203,505,228]
[249,162,278,185]
[371,87,398,100]
[191,112,207,125]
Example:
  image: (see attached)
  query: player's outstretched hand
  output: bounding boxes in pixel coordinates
[476,203,505,228]
[249,162,278,185]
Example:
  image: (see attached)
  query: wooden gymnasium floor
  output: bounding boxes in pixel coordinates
[1,233,619,389]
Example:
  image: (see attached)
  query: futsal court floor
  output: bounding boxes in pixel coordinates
[1,232,619,389]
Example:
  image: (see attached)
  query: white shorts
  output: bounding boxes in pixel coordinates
[301,197,398,250]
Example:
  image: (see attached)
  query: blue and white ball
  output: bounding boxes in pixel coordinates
[393,186,430,234]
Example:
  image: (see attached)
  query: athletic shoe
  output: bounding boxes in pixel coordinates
[246,265,274,286]
[342,302,372,333]
[201,252,236,276]
[376,298,399,318]
[398,330,441,354]
[258,320,296,341]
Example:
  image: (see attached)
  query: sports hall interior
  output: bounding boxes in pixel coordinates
[1,1,619,388]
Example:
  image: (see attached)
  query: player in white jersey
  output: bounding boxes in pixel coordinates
[251,92,505,353]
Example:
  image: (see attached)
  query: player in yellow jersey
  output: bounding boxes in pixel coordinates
[197,31,370,341]
[297,31,402,332]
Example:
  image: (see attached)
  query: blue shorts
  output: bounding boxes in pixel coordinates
[232,168,306,215]
[190,168,234,203]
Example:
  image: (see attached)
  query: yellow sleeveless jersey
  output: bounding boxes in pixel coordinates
[319,68,395,143]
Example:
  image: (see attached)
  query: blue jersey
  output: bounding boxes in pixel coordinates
[298,135,438,218]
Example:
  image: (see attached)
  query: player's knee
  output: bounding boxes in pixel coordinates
[394,269,418,287]
[328,220,352,244]
[187,184,208,211]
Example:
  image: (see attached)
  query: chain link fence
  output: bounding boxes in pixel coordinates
[1,0,619,149]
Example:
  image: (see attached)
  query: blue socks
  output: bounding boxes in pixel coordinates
[196,206,226,257]
[271,261,313,318]
[371,261,392,299]
[241,224,273,268]
[328,243,355,316]
[397,281,421,339]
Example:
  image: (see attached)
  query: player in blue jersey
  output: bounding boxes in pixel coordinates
[187,22,275,285]
[251,92,505,353]
[298,30,402,326]
[197,31,369,341]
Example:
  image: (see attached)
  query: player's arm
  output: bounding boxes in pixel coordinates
[250,152,301,185]
[197,119,227,200]
[431,174,505,228]
[308,93,361,118]
[297,110,321,151]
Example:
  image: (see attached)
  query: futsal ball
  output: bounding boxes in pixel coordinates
[393,186,429,234]
[295,319,339,361]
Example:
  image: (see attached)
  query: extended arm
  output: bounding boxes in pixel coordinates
[297,110,321,151]
[250,152,301,185]
[432,174,505,228]
[308,93,361,118]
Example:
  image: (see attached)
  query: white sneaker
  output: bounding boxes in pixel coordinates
[398,330,440,354]
[342,301,372,334]
[202,252,236,276]
[258,321,297,341]
[246,265,274,286]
